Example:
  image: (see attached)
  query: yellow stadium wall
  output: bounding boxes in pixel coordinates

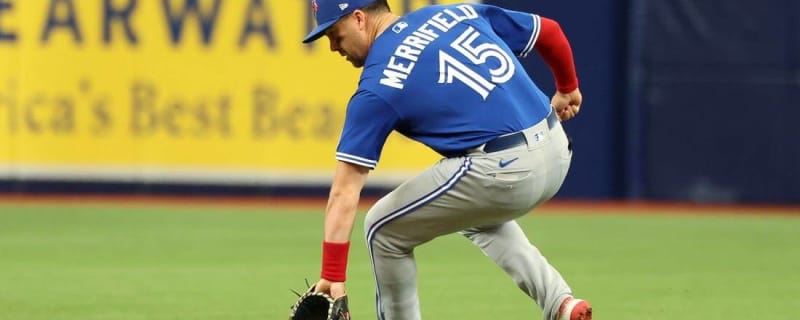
[0,0,476,189]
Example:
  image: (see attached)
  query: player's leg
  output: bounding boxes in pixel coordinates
[365,156,534,320]
[458,119,578,320]
[460,221,572,320]
[366,113,575,320]
[364,156,474,320]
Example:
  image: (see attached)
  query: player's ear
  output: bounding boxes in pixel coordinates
[353,10,367,30]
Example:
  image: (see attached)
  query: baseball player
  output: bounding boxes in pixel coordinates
[303,1,590,319]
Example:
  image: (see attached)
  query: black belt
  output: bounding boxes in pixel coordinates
[482,110,560,153]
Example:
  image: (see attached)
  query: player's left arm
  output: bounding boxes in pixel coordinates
[324,160,369,243]
[314,89,397,298]
[314,160,370,299]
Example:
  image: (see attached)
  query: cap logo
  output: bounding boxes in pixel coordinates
[311,0,319,15]
[338,3,349,10]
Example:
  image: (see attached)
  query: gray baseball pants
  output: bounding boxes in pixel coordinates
[364,111,574,320]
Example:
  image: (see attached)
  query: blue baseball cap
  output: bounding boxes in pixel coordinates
[303,0,375,43]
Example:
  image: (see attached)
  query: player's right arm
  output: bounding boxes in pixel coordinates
[534,17,581,121]
[550,87,582,121]
[473,4,582,121]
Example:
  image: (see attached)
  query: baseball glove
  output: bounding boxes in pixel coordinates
[289,285,350,320]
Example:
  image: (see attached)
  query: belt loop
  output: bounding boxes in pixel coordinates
[467,145,485,154]
[547,106,559,130]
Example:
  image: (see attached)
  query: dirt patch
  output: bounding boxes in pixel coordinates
[0,194,797,217]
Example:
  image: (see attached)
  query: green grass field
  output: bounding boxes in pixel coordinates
[1,203,798,319]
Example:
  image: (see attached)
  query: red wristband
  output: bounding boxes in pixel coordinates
[321,241,350,282]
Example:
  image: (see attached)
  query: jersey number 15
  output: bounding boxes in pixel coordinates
[438,26,516,100]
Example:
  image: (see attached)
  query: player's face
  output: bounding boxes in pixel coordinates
[325,13,370,68]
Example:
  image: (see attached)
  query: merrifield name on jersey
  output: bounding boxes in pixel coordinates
[379,5,478,90]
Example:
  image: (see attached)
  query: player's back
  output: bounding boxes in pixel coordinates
[358,4,553,156]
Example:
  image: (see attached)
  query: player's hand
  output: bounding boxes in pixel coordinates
[551,88,582,122]
[314,278,347,299]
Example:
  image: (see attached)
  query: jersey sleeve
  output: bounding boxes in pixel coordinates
[335,89,400,169]
[472,4,541,58]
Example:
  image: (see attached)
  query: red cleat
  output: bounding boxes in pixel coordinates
[557,297,592,320]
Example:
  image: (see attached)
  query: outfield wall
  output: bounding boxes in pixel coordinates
[2,0,798,204]
[0,0,467,192]
[492,0,800,204]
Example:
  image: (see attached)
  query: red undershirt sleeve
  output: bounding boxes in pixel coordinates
[534,17,579,92]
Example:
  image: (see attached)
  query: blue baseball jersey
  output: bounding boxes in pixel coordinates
[336,4,552,169]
